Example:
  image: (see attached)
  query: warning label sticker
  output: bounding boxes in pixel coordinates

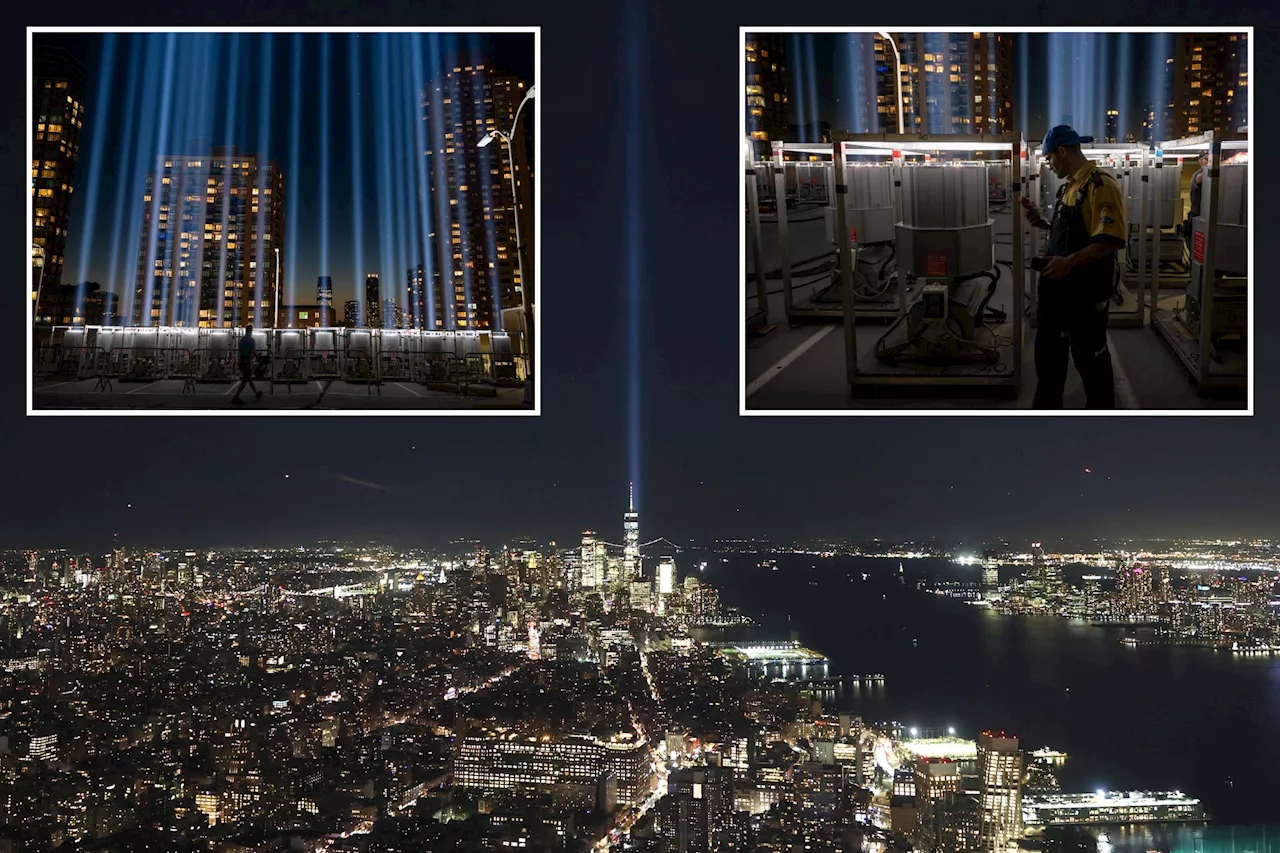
[927,254,948,276]
[1193,230,1205,264]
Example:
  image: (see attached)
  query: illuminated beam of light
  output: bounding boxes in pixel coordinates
[863,33,878,132]
[119,35,163,327]
[184,34,216,328]
[254,33,274,328]
[804,34,819,140]
[1048,33,1063,129]
[468,34,501,331]
[426,34,453,329]
[1018,34,1029,135]
[626,0,644,511]
[409,34,435,330]
[390,34,414,329]
[71,32,116,314]
[1118,34,1132,142]
[104,36,142,320]
[842,35,859,132]
[1096,34,1109,137]
[790,34,806,141]
[349,35,366,327]
[396,35,419,329]
[216,33,242,330]
[286,32,302,321]
[375,33,395,329]
[320,34,330,316]
[141,34,178,328]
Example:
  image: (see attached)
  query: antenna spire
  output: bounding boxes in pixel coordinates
[628,481,635,512]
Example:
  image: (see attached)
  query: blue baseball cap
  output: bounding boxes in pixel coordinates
[1042,125,1095,155]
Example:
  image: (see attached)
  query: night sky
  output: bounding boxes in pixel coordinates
[10,3,1279,552]
[794,32,1184,141]
[38,31,534,312]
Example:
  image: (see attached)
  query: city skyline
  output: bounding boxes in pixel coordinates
[751,31,1248,144]
[34,31,535,326]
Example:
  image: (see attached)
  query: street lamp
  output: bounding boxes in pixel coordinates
[877,32,905,135]
[32,246,46,325]
[273,247,281,329]
[479,83,536,403]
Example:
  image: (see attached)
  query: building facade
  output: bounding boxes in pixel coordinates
[316,276,334,325]
[1170,32,1249,138]
[32,45,88,317]
[422,65,530,331]
[745,34,789,149]
[881,32,1014,135]
[977,732,1022,853]
[131,147,284,328]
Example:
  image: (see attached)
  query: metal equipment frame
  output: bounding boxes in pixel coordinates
[1147,131,1249,396]
[837,133,1024,398]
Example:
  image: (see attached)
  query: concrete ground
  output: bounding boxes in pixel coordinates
[31,378,531,411]
[744,203,1247,412]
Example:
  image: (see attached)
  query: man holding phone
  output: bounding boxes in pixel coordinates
[1021,125,1126,408]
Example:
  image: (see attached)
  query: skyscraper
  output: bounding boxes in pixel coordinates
[364,274,380,329]
[407,265,446,330]
[131,148,284,328]
[316,276,334,326]
[32,45,88,316]
[622,483,640,586]
[1105,109,1119,143]
[977,731,1021,853]
[1171,32,1249,138]
[880,32,1014,135]
[580,532,605,590]
[744,34,789,149]
[658,761,735,852]
[422,65,530,330]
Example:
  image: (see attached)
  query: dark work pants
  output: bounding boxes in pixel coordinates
[1033,301,1116,409]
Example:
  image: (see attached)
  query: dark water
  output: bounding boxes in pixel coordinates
[699,555,1280,825]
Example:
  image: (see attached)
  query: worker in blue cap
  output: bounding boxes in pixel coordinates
[1019,125,1125,408]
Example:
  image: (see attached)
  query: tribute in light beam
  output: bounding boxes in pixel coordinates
[72,33,116,304]
[286,32,302,318]
[254,33,274,328]
[409,33,436,330]
[626,0,645,510]
[349,34,366,328]
[319,34,330,316]
[216,33,242,330]
[105,37,143,319]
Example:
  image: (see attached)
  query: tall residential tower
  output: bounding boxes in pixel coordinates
[32,45,88,318]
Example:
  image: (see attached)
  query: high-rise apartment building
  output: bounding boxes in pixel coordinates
[745,34,789,148]
[407,265,447,330]
[977,731,1021,853]
[658,762,735,853]
[32,45,88,317]
[1105,109,1119,142]
[132,147,284,327]
[879,32,1013,135]
[363,274,381,329]
[1171,32,1249,138]
[422,65,530,331]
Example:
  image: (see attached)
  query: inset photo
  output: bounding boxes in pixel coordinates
[29,27,538,414]
[741,28,1251,413]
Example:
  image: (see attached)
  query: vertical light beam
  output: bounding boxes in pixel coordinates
[320,34,331,315]
[426,34,453,329]
[216,33,241,329]
[349,35,366,327]
[141,34,178,327]
[104,36,142,318]
[254,33,274,328]
[72,33,116,301]
[626,0,644,511]
[410,34,436,330]
[286,32,302,318]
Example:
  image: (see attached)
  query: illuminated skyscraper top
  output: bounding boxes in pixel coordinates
[622,482,640,585]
